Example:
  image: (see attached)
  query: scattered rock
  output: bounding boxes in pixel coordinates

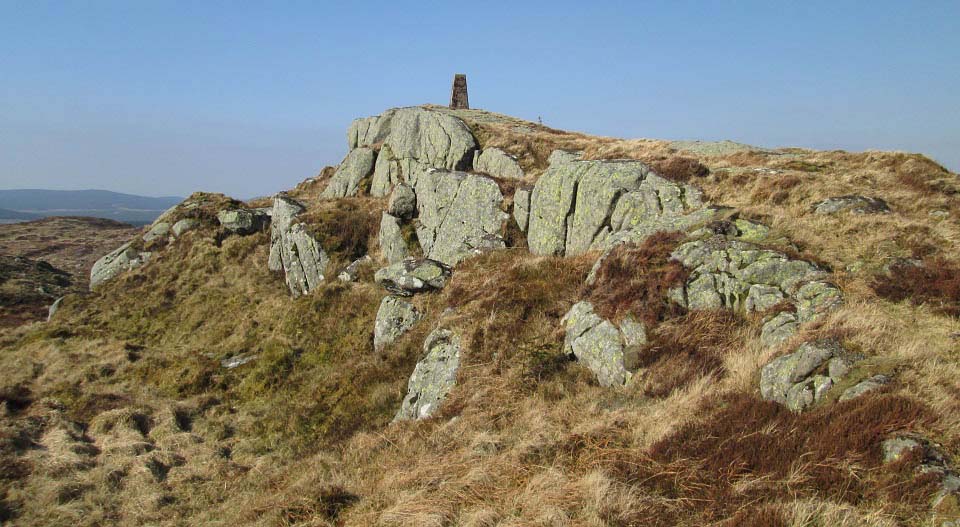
[338,255,371,282]
[374,258,450,296]
[379,213,410,265]
[814,195,891,215]
[374,296,423,352]
[395,328,461,421]
[527,150,708,256]
[321,147,377,199]
[387,184,416,219]
[514,187,532,232]
[142,222,171,243]
[47,296,64,322]
[268,195,329,297]
[561,301,644,387]
[90,242,152,290]
[760,311,800,346]
[760,339,863,411]
[414,169,507,266]
[221,354,258,369]
[216,208,269,235]
[473,147,524,180]
[171,218,199,237]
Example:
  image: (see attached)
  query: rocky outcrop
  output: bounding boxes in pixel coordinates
[395,328,461,421]
[814,195,890,215]
[217,208,269,235]
[413,169,507,266]
[268,195,329,297]
[527,151,708,256]
[838,374,891,401]
[760,339,866,411]
[374,296,423,353]
[474,148,524,180]
[379,213,410,265]
[90,242,152,290]
[561,301,646,387]
[321,147,376,199]
[374,258,450,296]
[671,235,842,343]
[349,107,477,194]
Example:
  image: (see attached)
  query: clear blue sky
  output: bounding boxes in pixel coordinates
[1,1,958,198]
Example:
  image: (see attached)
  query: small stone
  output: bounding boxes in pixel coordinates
[47,296,64,322]
[387,184,416,219]
[374,258,450,296]
[839,374,890,402]
[338,255,371,282]
[814,195,891,215]
[221,354,258,369]
[171,218,199,237]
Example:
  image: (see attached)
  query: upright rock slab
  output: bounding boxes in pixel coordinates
[268,195,330,297]
[379,213,410,265]
[395,329,461,421]
[374,296,423,353]
[414,169,507,266]
[561,301,644,387]
[321,147,376,199]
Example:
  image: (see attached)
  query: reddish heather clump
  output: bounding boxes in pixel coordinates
[583,231,689,326]
[872,258,960,317]
[648,156,710,183]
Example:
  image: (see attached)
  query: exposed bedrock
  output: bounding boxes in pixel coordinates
[268,195,330,297]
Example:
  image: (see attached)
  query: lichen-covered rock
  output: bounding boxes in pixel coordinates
[814,195,891,215]
[268,195,329,297]
[387,184,416,219]
[527,151,707,256]
[760,311,799,345]
[414,169,507,266]
[142,222,171,243]
[379,213,409,265]
[47,296,64,322]
[374,258,450,296]
[514,187,532,232]
[671,236,841,329]
[338,255,371,282]
[760,339,863,411]
[385,108,477,176]
[474,147,524,180]
[321,147,376,199]
[374,296,423,353]
[217,208,269,235]
[395,328,461,420]
[561,301,644,387]
[371,143,402,197]
[838,375,891,401]
[90,242,152,290]
[171,218,199,237]
[348,110,395,150]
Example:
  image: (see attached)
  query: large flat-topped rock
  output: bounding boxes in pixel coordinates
[527,151,706,256]
[347,107,477,198]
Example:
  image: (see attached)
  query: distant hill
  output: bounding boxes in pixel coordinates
[0,189,183,225]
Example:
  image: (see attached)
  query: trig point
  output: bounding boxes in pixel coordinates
[450,74,469,110]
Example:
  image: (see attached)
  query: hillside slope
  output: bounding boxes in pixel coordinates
[1,105,958,526]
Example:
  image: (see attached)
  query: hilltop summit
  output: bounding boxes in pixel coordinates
[1,104,959,526]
